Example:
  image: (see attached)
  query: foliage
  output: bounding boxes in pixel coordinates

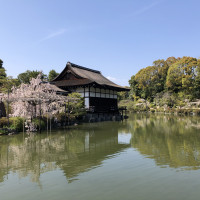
[0,68,6,80]
[117,91,129,101]
[129,56,200,107]
[154,92,178,107]
[0,117,24,131]
[119,99,149,112]
[0,117,9,128]
[0,59,3,68]
[10,117,24,131]
[32,118,46,130]
[0,76,20,92]
[17,70,47,84]
[48,69,59,81]
[1,74,73,118]
[0,59,7,89]
[66,93,86,119]
[54,93,86,124]
[129,75,140,100]
[131,58,179,100]
[0,60,19,93]
[166,57,200,95]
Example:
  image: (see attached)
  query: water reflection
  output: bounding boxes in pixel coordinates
[129,114,200,170]
[0,122,130,184]
[1,114,200,186]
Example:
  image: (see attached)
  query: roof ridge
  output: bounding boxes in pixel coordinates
[68,62,101,74]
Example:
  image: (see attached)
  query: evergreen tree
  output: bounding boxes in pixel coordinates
[48,69,59,81]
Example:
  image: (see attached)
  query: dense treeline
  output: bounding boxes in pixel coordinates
[0,59,59,91]
[129,56,200,103]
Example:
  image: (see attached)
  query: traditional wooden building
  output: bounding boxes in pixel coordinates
[51,62,130,113]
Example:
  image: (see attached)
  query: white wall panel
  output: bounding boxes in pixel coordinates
[90,92,95,97]
[101,93,106,98]
[85,92,89,97]
[96,93,100,97]
[85,98,89,108]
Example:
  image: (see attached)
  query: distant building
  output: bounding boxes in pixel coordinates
[51,62,130,113]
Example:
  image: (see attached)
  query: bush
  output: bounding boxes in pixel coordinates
[32,118,46,130]
[10,117,24,131]
[150,108,155,113]
[66,93,86,120]
[0,117,24,132]
[0,117,8,128]
[193,109,200,115]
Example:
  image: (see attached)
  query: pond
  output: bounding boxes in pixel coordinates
[1,113,200,200]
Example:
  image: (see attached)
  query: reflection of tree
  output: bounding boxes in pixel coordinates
[129,114,200,170]
[0,122,129,184]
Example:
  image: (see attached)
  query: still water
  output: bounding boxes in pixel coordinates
[1,114,200,200]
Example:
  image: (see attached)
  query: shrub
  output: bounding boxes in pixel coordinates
[32,118,46,130]
[0,117,8,128]
[67,93,86,117]
[10,117,24,131]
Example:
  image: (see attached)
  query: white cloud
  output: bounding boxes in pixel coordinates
[40,29,67,42]
[106,76,117,82]
[129,0,165,17]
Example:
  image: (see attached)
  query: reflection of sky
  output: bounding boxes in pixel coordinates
[118,133,132,144]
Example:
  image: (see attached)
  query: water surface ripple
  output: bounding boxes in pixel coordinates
[1,114,200,200]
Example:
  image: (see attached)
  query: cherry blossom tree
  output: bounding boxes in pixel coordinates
[0,73,78,131]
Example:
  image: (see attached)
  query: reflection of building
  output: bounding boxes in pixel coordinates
[61,125,130,181]
[0,123,130,183]
[51,62,129,112]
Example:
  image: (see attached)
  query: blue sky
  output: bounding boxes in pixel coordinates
[0,0,200,86]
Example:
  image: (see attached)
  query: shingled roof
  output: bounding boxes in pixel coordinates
[52,62,130,91]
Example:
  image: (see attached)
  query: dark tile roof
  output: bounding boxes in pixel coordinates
[52,79,93,87]
[52,62,130,91]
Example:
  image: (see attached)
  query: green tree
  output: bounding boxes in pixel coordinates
[0,59,7,80]
[0,59,3,68]
[17,70,47,84]
[165,56,180,67]
[134,65,163,100]
[0,59,7,89]
[194,59,200,98]
[117,91,129,101]
[166,57,200,96]
[131,58,171,100]
[0,76,20,93]
[129,56,197,101]
[66,93,86,119]
[48,69,59,81]
[129,75,140,100]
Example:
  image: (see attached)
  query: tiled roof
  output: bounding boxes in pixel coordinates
[52,62,130,91]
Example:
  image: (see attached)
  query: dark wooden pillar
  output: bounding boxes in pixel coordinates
[89,86,90,108]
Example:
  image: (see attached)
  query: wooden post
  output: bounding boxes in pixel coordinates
[67,100,70,127]
[47,113,48,132]
[39,94,41,133]
[65,103,67,126]
[50,116,52,132]
[7,90,9,127]
[23,117,25,134]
